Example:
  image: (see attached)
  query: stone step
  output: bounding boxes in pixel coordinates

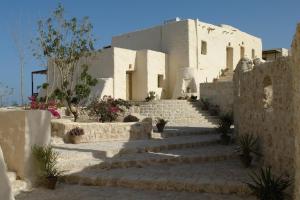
[12,180,27,196]
[7,171,17,182]
[15,184,255,200]
[53,134,220,159]
[62,159,253,195]
[7,171,28,196]
[56,144,236,173]
[152,126,216,138]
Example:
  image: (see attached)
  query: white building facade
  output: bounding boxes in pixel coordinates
[46,19,262,101]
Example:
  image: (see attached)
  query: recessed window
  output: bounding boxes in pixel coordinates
[263,76,273,110]
[201,41,207,55]
[158,74,164,88]
[252,49,255,59]
[240,46,245,59]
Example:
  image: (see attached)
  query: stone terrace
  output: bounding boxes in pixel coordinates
[15,101,256,199]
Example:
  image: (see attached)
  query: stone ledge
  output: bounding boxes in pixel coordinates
[51,118,153,143]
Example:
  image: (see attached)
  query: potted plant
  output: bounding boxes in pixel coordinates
[200,98,210,110]
[145,91,156,102]
[236,134,259,167]
[156,118,168,132]
[123,114,139,122]
[246,167,292,200]
[67,127,84,144]
[216,113,233,145]
[32,145,62,190]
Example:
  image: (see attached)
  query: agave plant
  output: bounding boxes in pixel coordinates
[32,145,63,189]
[156,118,168,132]
[236,134,260,167]
[216,112,234,145]
[246,167,292,200]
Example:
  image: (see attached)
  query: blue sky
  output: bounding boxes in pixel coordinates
[0,0,299,105]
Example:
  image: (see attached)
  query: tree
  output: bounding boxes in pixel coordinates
[32,4,97,121]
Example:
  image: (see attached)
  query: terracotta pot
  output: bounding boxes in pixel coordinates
[156,124,166,132]
[69,135,82,144]
[240,154,253,168]
[220,134,231,145]
[46,176,58,190]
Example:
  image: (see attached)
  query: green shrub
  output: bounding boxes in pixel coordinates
[247,167,292,200]
[87,96,131,122]
[32,145,62,179]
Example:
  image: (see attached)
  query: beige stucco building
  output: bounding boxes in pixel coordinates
[45,18,262,101]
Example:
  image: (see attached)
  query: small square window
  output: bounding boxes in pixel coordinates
[201,41,207,55]
[158,75,164,88]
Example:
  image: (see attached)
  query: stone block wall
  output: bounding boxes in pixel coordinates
[292,23,300,200]
[234,57,293,176]
[0,110,51,182]
[200,81,233,114]
[51,118,152,143]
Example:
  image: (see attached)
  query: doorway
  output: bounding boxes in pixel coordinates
[126,72,132,100]
[226,47,234,70]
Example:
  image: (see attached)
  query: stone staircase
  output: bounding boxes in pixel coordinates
[216,69,234,82]
[129,100,218,126]
[47,131,256,199]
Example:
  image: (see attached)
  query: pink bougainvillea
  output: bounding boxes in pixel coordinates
[28,96,61,118]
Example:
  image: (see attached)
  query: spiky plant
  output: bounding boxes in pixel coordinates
[246,167,292,200]
[32,145,62,178]
[236,134,259,156]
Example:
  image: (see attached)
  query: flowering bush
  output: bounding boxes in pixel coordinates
[28,96,61,118]
[87,96,131,122]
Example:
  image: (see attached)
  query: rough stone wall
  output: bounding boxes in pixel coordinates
[200,81,233,114]
[51,119,153,143]
[292,23,300,200]
[233,57,294,176]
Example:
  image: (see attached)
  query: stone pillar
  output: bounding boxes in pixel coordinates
[0,110,51,184]
[292,23,300,200]
[0,145,14,200]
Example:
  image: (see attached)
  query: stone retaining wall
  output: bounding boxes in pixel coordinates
[200,81,233,114]
[234,56,293,176]
[51,118,152,143]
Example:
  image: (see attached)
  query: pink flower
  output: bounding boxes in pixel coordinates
[109,106,119,113]
[48,108,61,118]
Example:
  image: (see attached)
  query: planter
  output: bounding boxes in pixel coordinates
[156,124,166,132]
[46,176,58,190]
[240,154,253,168]
[68,135,83,144]
[220,134,231,145]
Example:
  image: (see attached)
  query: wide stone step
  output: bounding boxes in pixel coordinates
[62,159,253,195]
[15,184,255,200]
[53,134,220,158]
[56,144,236,172]
[152,126,216,138]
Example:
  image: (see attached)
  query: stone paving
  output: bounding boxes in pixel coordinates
[16,184,255,200]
